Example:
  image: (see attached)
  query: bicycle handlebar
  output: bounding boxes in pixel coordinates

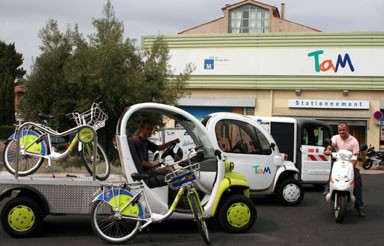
[164,147,203,168]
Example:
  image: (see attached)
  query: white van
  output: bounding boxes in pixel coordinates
[251,116,334,185]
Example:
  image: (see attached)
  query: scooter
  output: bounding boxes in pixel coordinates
[363,145,384,170]
[325,149,357,223]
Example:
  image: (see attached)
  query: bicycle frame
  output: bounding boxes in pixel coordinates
[92,180,203,232]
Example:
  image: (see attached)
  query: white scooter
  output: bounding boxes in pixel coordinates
[325,149,357,223]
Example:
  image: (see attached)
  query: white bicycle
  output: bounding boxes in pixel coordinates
[2,98,110,180]
[90,147,210,244]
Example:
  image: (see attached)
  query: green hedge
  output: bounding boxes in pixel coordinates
[0,125,15,139]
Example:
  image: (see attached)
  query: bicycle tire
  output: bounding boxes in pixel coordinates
[189,191,210,244]
[90,200,141,244]
[81,142,110,180]
[3,139,44,176]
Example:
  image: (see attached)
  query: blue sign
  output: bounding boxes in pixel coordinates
[204,59,214,70]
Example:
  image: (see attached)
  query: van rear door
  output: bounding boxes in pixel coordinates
[297,120,333,183]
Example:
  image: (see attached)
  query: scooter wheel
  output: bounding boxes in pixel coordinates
[363,159,373,170]
[335,195,347,223]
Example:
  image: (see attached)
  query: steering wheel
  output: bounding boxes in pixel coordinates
[161,142,176,160]
[232,140,243,151]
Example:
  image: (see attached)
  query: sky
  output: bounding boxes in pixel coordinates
[1,0,383,74]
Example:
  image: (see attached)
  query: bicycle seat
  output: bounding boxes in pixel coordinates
[38,113,55,121]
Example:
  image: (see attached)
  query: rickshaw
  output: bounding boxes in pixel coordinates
[107,103,256,234]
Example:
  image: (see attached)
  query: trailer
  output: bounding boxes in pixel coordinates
[0,171,125,237]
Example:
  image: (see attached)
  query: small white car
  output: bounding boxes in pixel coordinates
[202,112,305,206]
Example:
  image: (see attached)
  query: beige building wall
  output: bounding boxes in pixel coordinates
[185,89,381,150]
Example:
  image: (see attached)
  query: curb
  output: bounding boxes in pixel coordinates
[358,166,384,174]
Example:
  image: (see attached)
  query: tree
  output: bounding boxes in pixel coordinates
[0,41,26,125]
[21,0,193,160]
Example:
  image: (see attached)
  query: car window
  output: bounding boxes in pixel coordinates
[215,119,271,155]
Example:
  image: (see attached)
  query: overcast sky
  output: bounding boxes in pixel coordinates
[1,0,383,74]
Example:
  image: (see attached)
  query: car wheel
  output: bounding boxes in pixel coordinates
[277,178,304,206]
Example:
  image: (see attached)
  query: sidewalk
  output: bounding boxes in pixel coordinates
[358,165,384,174]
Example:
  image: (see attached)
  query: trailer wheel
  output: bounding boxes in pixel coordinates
[277,179,304,206]
[1,196,44,237]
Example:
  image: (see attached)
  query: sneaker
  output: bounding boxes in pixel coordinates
[357,207,366,217]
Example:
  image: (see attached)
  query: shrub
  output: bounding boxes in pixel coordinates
[0,125,15,139]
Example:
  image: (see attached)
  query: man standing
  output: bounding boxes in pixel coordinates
[325,122,366,217]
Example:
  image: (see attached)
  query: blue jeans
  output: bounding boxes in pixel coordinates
[354,167,364,208]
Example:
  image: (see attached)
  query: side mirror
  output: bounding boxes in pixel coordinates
[270,142,276,151]
[214,149,222,160]
[324,138,331,147]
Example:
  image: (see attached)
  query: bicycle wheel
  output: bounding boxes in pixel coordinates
[3,137,45,176]
[81,142,110,180]
[189,191,210,244]
[90,200,140,244]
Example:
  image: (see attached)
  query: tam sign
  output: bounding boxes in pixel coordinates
[168,48,384,76]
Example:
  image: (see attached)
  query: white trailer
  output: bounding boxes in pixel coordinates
[0,172,124,237]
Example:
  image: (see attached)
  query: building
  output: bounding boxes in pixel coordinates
[179,1,320,34]
[142,0,384,150]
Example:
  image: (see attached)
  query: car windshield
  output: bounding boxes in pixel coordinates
[175,116,215,158]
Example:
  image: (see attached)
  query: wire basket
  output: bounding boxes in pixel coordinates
[74,106,108,130]
[165,162,200,190]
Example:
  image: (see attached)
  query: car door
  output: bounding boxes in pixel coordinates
[206,114,277,191]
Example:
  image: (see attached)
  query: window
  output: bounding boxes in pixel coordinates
[229,4,269,33]
[302,124,332,147]
[215,119,272,155]
[245,107,255,115]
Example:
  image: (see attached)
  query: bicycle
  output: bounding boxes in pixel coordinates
[90,147,210,244]
[2,99,110,180]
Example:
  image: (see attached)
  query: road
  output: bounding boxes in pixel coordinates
[0,169,383,246]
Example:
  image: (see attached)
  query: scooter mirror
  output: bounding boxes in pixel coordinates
[360,144,368,151]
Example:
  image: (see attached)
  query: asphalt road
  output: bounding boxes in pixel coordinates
[0,169,383,246]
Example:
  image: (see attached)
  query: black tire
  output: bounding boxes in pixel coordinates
[81,142,110,180]
[90,200,141,244]
[363,159,373,170]
[217,194,257,233]
[335,195,347,223]
[0,196,44,237]
[3,139,44,176]
[277,178,304,206]
[189,191,210,244]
